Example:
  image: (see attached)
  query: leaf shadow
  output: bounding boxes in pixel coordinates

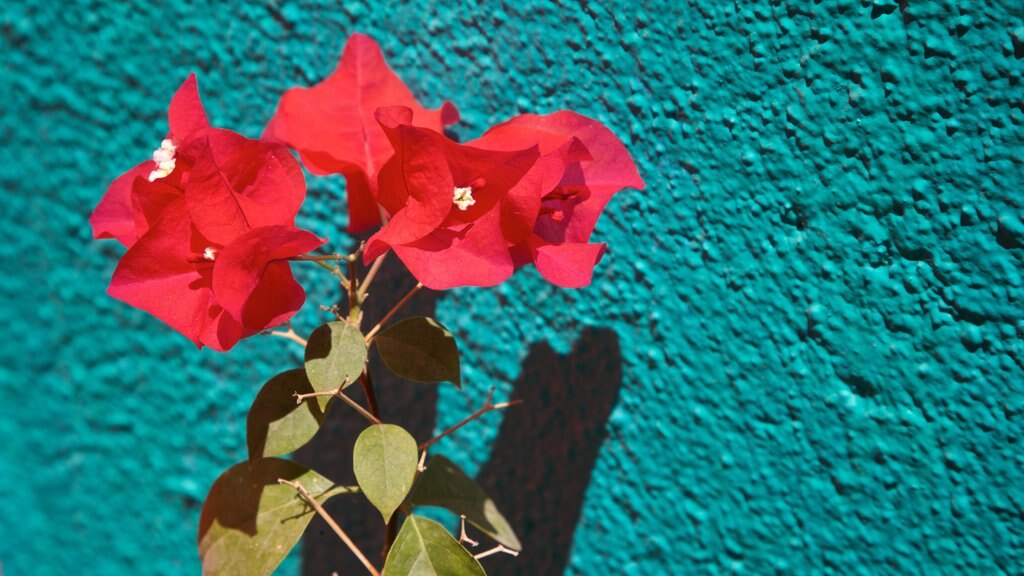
[298,251,624,575]
[246,369,325,460]
[198,459,311,539]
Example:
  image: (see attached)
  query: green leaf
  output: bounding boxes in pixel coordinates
[198,458,355,576]
[247,369,326,459]
[375,316,461,387]
[382,515,486,576]
[304,321,367,392]
[409,456,521,550]
[353,424,419,523]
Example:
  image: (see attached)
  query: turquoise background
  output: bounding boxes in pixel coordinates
[2,1,1023,574]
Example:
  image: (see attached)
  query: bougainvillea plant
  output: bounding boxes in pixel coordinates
[91,33,643,575]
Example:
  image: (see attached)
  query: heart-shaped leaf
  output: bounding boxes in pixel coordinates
[305,321,367,392]
[353,424,418,523]
[374,316,461,387]
[409,455,520,550]
[382,515,486,575]
[198,458,354,576]
[247,369,326,459]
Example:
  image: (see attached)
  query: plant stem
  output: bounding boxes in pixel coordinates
[267,326,307,347]
[278,479,381,576]
[474,544,519,560]
[290,254,349,286]
[347,244,364,325]
[358,252,388,299]
[360,369,381,421]
[418,388,523,451]
[294,387,380,425]
[364,282,424,342]
[316,261,350,287]
[383,517,398,561]
[291,253,346,262]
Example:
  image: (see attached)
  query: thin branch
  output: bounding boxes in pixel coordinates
[364,282,424,342]
[474,544,519,560]
[278,479,381,576]
[358,252,388,299]
[291,253,347,262]
[320,304,345,321]
[383,517,398,561]
[459,515,479,547]
[290,253,350,285]
[347,243,364,325]
[314,260,350,287]
[267,325,307,347]
[360,369,381,420]
[295,385,381,425]
[418,388,522,451]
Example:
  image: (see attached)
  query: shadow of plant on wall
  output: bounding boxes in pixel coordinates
[297,253,624,575]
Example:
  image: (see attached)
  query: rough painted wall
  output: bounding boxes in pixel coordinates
[2,1,1022,574]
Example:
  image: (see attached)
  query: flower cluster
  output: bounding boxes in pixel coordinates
[90,76,324,351]
[265,34,644,290]
[92,34,643,349]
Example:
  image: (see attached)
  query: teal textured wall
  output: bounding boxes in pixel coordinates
[2,1,1023,574]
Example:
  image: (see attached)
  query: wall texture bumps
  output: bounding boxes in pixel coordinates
[1,1,1022,574]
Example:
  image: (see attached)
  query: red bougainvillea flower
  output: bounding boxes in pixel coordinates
[91,75,325,351]
[469,112,645,288]
[107,131,325,351]
[263,33,459,233]
[90,73,212,248]
[363,106,540,289]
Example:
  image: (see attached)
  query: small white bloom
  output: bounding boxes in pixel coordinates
[203,247,218,261]
[148,138,178,182]
[453,186,476,211]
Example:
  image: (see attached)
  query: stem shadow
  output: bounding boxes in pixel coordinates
[475,328,623,575]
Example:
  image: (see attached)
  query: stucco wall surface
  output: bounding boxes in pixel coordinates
[1,1,1023,574]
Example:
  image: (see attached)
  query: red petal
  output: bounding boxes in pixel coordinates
[341,170,383,233]
[366,107,539,263]
[107,199,241,349]
[196,305,248,352]
[131,178,184,240]
[263,33,458,232]
[185,130,307,244]
[368,113,454,252]
[168,73,210,142]
[90,161,152,247]
[437,143,539,228]
[211,226,326,330]
[528,239,606,288]
[495,137,587,243]
[392,210,513,289]
[471,111,644,243]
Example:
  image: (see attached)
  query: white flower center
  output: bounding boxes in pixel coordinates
[202,247,218,261]
[453,186,476,211]
[148,138,177,182]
